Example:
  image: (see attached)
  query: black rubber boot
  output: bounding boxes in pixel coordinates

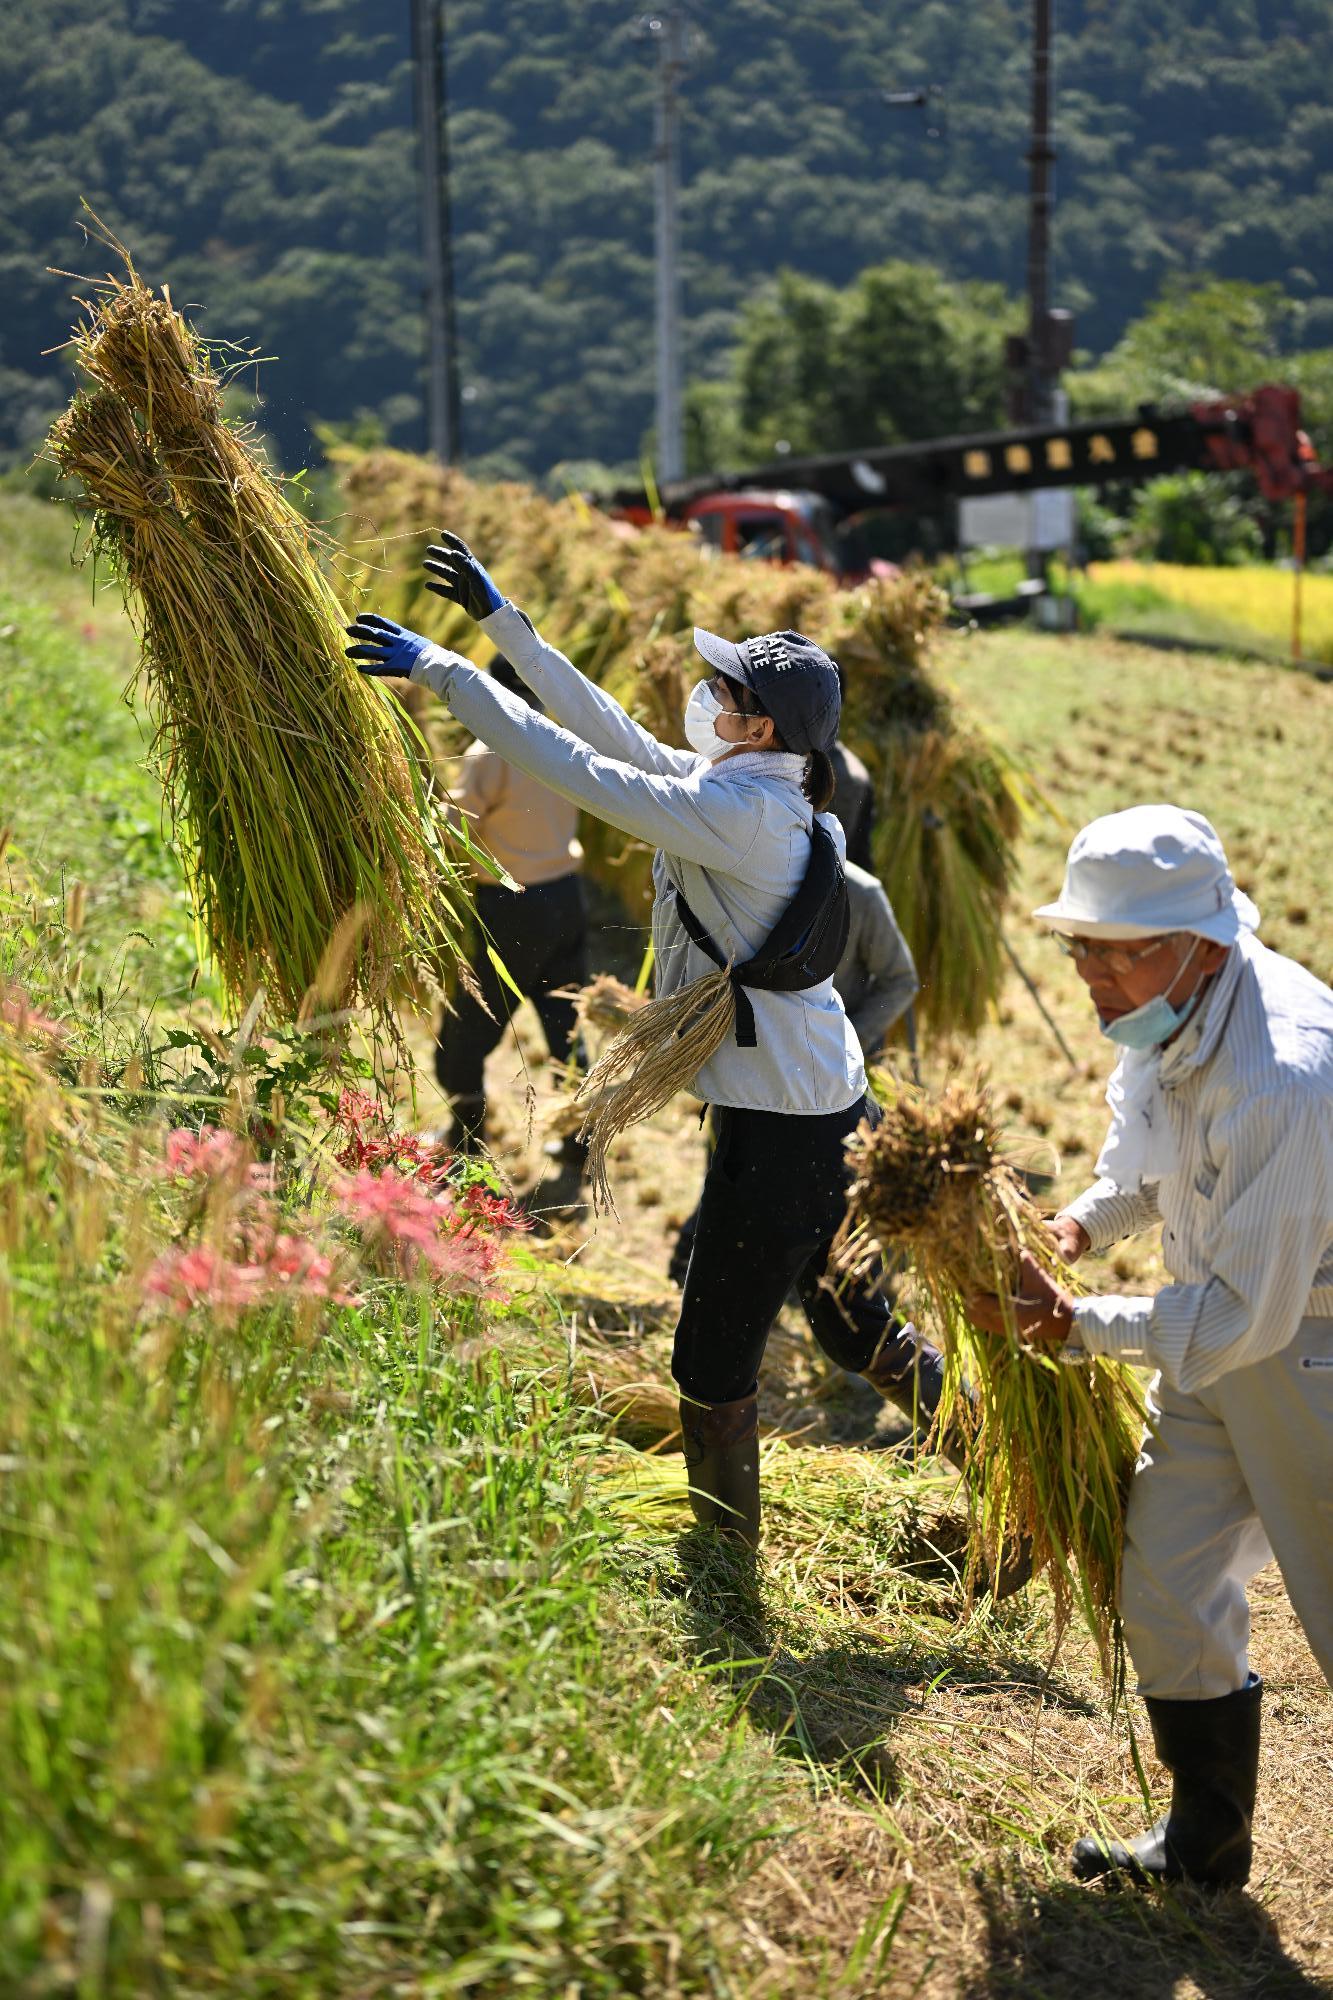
[679,1391,761,1548]
[862,1322,961,1459]
[1072,1675,1262,1888]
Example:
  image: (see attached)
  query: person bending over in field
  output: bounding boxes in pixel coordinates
[437,654,591,1223]
[973,805,1333,1891]
[346,534,955,1550]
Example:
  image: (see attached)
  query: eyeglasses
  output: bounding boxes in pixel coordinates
[1052,932,1177,977]
[708,672,759,718]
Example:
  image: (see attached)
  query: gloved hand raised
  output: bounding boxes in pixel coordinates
[423,529,506,621]
[344,613,438,680]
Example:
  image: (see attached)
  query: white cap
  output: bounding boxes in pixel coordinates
[1032,805,1261,942]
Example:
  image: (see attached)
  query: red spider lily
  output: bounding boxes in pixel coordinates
[332,1088,454,1189]
[161,1125,277,1197]
[459,1183,528,1231]
[428,1226,504,1294]
[162,1126,246,1180]
[142,1231,348,1322]
[142,1244,270,1321]
[332,1167,454,1251]
[258,1230,348,1302]
[331,1163,522,1294]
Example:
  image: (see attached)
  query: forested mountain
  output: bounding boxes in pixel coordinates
[3,0,1331,478]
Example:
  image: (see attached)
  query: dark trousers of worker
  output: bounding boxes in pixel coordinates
[669,1040,885,1285]
[436,874,588,1129]
[672,1097,910,1404]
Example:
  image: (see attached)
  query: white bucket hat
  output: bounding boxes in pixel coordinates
[1032,804,1261,942]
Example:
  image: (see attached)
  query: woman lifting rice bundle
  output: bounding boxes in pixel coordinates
[347,534,955,1548]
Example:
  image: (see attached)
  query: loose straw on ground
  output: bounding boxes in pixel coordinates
[835,1075,1146,1696]
[46,221,468,1032]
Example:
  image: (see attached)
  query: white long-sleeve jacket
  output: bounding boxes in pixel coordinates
[1065,932,1333,1394]
[411,603,865,1116]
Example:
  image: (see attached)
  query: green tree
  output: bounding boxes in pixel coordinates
[1127,472,1263,565]
[4,2,1333,478]
[686,261,1021,473]
[1068,277,1297,414]
[1069,276,1333,560]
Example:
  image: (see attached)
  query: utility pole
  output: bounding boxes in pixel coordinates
[649,5,686,486]
[1002,0,1075,579]
[1026,0,1055,429]
[1007,0,1073,431]
[411,0,461,462]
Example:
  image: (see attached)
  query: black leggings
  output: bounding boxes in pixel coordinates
[672,1096,902,1405]
[436,874,588,1105]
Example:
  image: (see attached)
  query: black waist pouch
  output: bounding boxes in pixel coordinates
[669,820,850,1048]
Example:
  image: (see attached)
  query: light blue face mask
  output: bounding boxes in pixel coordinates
[1099,936,1202,1050]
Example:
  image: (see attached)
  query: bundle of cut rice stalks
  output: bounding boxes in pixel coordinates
[571,973,649,1036]
[836,1075,1146,1694]
[46,230,468,1032]
[574,971,736,1213]
[829,576,1036,1034]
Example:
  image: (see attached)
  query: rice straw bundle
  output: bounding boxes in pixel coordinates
[47,232,467,1029]
[571,973,648,1036]
[829,579,1033,1035]
[573,970,736,1212]
[836,1076,1146,1693]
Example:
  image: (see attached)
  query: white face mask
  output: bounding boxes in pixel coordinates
[1098,935,1203,1050]
[683,680,751,760]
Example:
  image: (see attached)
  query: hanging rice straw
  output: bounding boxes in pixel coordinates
[834,1074,1146,1696]
[46,221,468,1033]
[574,969,736,1212]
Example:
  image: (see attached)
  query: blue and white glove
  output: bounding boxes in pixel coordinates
[423,530,506,621]
[344,613,439,681]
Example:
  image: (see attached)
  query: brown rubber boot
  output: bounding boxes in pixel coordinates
[679,1391,761,1548]
[862,1321,963,1461]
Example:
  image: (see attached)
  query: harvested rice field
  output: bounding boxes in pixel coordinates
[2,494,1330,1998]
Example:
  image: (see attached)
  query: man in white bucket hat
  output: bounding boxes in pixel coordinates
[973,803,1333,1890]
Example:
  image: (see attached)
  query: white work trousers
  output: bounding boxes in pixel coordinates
[1121,1316,1333,1700]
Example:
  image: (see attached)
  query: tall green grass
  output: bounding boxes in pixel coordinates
[0,580,204,1006]
[0,1197,784,1993]
[0,571,790,1989]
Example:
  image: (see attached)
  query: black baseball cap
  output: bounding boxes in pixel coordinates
[693,627,841,756]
